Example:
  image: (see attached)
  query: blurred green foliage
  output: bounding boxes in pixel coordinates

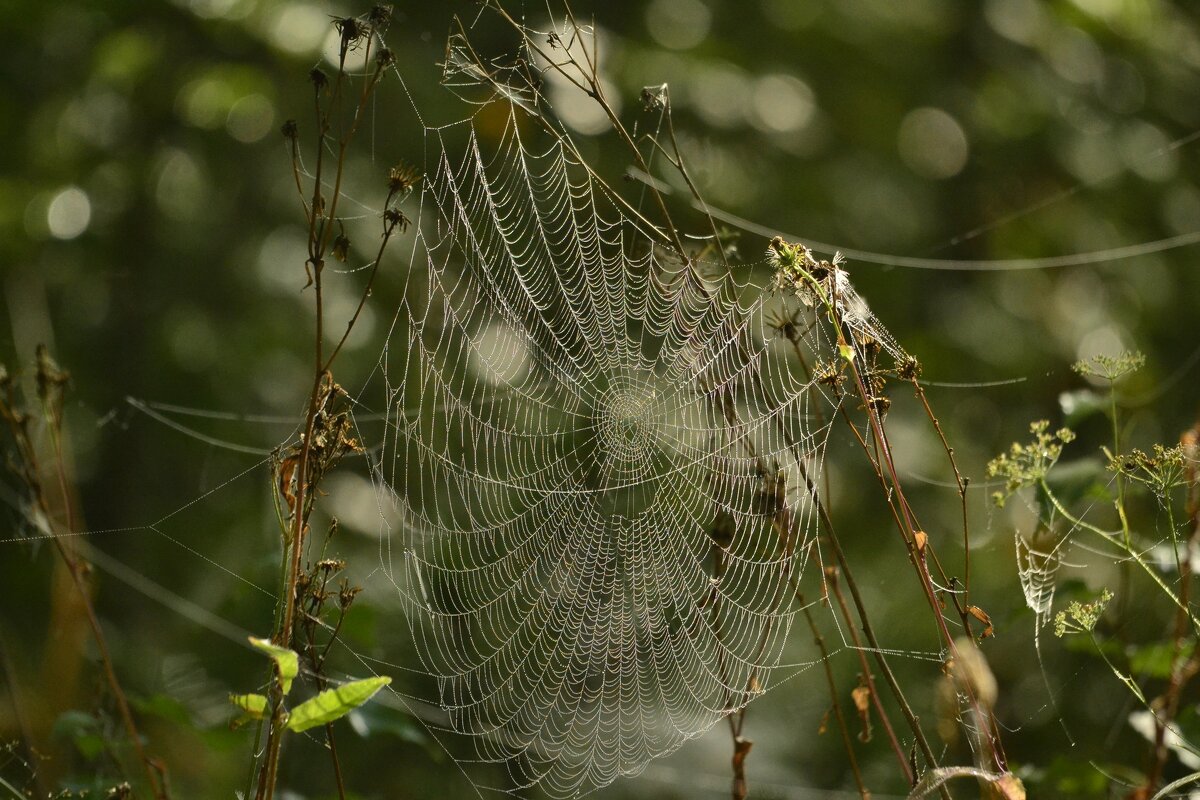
[2,0,1200,797]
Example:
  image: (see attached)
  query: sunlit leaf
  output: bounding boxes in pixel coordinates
[285,676,392,733]
[249,637,298,695]
[229,693,268,718]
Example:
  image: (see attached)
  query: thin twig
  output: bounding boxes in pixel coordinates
[795,583,872,798]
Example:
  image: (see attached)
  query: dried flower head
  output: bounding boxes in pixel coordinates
[897,355,922,381]
[768,237,830,308]
[335,16,365,51]
[388,162,421,196]
[384,208,411,233]
[338,578,362,609]
[368,4,393,27]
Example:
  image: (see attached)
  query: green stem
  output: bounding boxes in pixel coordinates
[1040,479,1200,633]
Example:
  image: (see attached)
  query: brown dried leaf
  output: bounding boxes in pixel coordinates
[967,605,995,639]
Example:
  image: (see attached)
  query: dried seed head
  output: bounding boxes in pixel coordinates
[332,233,351,262]
[335,16,364,49]
[897,355,922,381]
[388,163,421,195]
[281,119,299,140]
[368,4,393,27]
[384,208,411,233]
[376,47,395,68]
[338,579,362,609]
[310,68,328,89]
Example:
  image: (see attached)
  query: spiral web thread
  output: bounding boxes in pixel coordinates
[366,97,863,796]
[362,13,912,796]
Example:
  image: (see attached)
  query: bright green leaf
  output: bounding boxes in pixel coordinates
[838,343,855,363]
[285,676,392,733]
[249,637,298,695]
[229,693,268,718]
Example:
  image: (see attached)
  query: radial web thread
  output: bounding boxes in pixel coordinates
[370,99,848,797]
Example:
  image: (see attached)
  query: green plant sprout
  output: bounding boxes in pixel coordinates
[230,637,390,735]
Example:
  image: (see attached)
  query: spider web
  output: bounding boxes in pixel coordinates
[7,5,1198,799]
[365,35,853,795]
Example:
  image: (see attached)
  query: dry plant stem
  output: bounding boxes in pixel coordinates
[795,461,941,794]
[648,95,729,268]
[796,585,871,799]
[0,377,167,799]
[324,208,402,371]
[838,395,974,636]
[780,272,952,788]
[303,570,349,800]
[826,569,912,786]
[827,303,1008,773]
[255,22,389,800]
[910,382,972,600]
[1144,424,1200,795]
[0,623,48,800]
[766,357,907,784]
[325,720,347,799]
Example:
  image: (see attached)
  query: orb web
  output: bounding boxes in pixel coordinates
[371,100,835,797]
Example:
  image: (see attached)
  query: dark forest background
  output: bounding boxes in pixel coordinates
[3,0,1200,797]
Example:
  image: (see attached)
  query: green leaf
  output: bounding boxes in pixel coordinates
[249,637,298,695]
[229,693,268,718]
[837,343,855,363]
[1130,640,1192,679]
[285,676,392,733]
[132,692,194,726]
[51,710,106,761]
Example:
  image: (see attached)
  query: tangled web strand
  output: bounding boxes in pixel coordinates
[377,105,832,797]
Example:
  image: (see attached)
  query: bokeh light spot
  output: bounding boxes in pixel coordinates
[226,93,275,143]
[646,0,712,50]
[751,74,815,133]
[897,107,969,179]
[46,186,92,240]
